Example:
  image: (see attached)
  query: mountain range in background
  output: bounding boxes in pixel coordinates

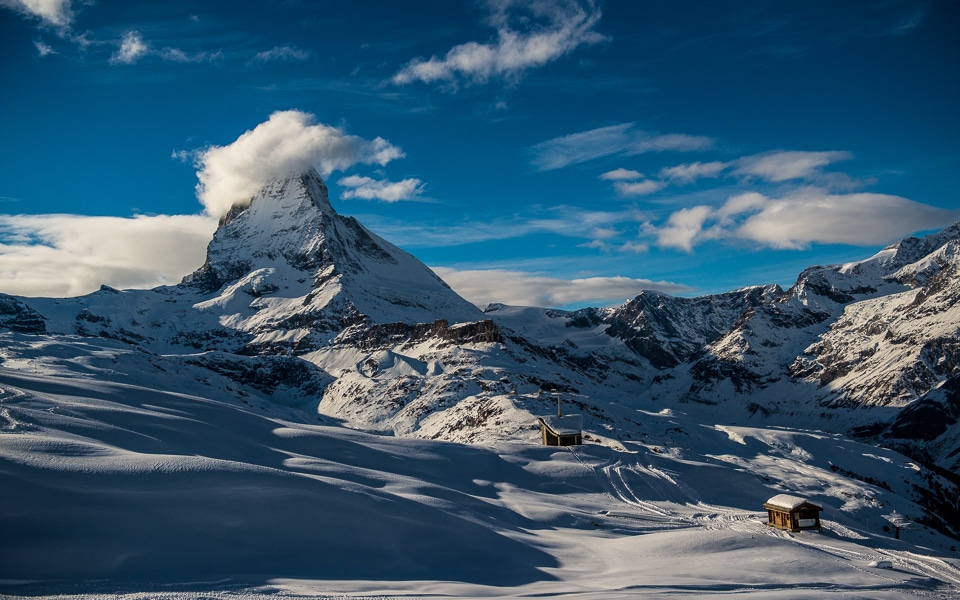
[2,168,958,553]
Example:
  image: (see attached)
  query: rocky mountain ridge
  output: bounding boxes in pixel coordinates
[1,169,958,536]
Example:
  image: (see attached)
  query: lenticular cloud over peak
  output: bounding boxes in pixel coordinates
[190,110,405,217]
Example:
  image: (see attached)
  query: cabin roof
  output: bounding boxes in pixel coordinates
[763,494,822,511]
[539,415,583,435]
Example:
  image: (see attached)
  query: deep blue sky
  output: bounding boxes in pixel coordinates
[1,0,958,307]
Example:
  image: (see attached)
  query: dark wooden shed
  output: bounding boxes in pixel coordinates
[537,415,583,446]
[763,494,823,532]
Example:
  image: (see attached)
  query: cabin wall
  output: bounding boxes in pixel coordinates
[766,507,822,532]
[542,427,558,446]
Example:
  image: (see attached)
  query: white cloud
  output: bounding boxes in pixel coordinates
[431,267,692,308]
[531,123,713,170]
[614,179,666,197]
[0,213,217,297]
[338,175,424,202]
[733,150,852,182]
[644,188,960,252]
[392,0,606,86]
[659,161,727,183]
[732,191,960,249]
[110,31,148,65]
[188,110,406,217]
[599,168,642,181]
[714,192,767,222]
[653,205,713,251]
[1,0,72,28]
[252,45,311,63]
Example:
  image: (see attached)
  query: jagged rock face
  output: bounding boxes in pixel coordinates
[888,375,960,442]
[678,229,959,403]
[792,252,960,409]
[0,294,46,334]
[599,286,778,369]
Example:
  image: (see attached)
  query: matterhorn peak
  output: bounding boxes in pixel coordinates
[183,167,482,328]
[221,167,333,223]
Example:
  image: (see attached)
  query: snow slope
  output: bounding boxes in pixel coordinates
[2,349,959,598]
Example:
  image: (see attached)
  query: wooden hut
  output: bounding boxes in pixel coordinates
[763,494,823,532]
[537,415,583,446]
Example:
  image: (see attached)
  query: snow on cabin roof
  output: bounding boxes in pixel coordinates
[540,414,583,435]
[764,494,821,510]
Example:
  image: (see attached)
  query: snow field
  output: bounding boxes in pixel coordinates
[3,359,959,598]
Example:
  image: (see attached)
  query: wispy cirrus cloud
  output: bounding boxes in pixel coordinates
[392,0,606,87]
[107,30,222,65]
[0,0,230,65]
[599,168,642,181]
[732,150,852,182]
[532,123,713,171]
[251,45,311,64]
[613,179,666,197]
[431,267,692,308]
[533,124,635,170]
[159,47,222,64]
[0,213,216,297]
[338,175,425,202]
[361,205,646,248]
[2,3,223,65]
[33,39,56,56]
[600,150,859,198]
[659,161,727,183]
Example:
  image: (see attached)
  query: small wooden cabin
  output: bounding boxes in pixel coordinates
[763,494,823,532]
[537,415,583,446]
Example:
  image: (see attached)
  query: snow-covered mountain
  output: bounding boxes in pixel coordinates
[2,169,959,560]
[186,169,483,334]
[8,169,480,350]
